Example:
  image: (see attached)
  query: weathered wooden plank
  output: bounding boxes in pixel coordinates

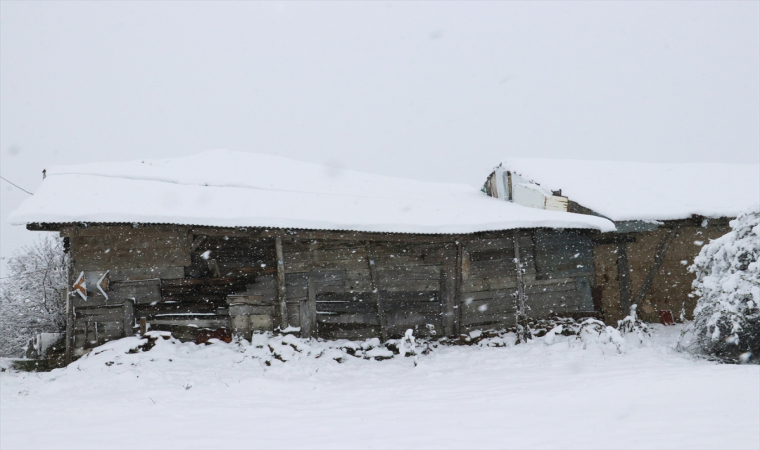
[275,236,287,329]
[302,277,317,338]
[228,304,276,316]
[461,298,515,317]
[514,236,527,332]
[75,249,192,271]
[462,276,518,293]
[316,283,367,294]
[281,239,365,251]
[383,300,441,314]
[461,289,515,302]
[469,248,516,262]
[468,259,516,279]
[147,318,229,328]
[316,291,374,302]
[107,266,185,282]
[375,266,442,280]
[317,324,380,340]
[284,258,368,273]
[110,280,161,304]
[379,280,441,292]
[285,271,347,285]
[466,237,514,252]
[123,300,135,336]
[75,305,126,321]
[452,241,464,336]
[284,248,368,264]
[385,311,442,328]
[135,300,219,316]
[524,290,583,317]
[317,313,380,325]
[226,294,267,305]
[533,230,595,278]
[524,282,576,295]
[64,224,190,238]
[77,235,190,251]
[366,243,388,341]
[460,311,516,327]
[617,242,632,315]
[522,274,578,286]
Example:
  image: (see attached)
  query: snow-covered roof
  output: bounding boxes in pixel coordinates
[10,150,614,234]
[496,158,760,222]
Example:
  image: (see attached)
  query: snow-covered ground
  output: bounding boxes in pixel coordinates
[1,325,758,450]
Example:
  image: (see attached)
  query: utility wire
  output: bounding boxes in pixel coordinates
[0,176,33,195]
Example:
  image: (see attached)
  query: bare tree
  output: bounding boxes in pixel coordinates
[0,236,68,357]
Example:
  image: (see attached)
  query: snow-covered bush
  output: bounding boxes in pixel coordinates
[617,305,650,346]
[0,236,68,357]
[688,209,760,364]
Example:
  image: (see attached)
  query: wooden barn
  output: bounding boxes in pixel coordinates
[9,150,615,362]
[484,158,760,324]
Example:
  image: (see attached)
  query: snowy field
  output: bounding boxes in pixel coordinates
[1,325,758,450]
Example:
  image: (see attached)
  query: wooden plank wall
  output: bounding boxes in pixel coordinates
[62,225,600,354]
[279,239,458,340]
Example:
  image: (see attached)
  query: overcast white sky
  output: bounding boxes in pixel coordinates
[1,1,759,274]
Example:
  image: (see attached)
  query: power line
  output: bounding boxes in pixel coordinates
[0,176,33,195]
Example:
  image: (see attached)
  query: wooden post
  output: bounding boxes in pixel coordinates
[617,241,633,316]
[451,241,464,336]
[300,276,317,338]
[64,231,77,364]
[64,290,73,365]
[308,277,317,337]
[123,299,135,337]
[275,236,288,329]
[366,242,388,342]
[457,241,469,337]
[139,317,147,336]
[513,235,528,341]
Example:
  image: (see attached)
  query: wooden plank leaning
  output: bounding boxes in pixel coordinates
[513,234,529,342]
[366,242,388,342]
[275,236,288,329]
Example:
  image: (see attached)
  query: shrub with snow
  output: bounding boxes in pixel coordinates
[688,209,760,364]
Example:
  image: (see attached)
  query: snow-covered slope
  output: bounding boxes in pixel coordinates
[9,150,614,233]
[497,158,759,221]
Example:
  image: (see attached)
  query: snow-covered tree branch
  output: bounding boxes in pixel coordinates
[0,236,68,357]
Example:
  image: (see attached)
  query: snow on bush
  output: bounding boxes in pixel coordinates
[0,236,68,357]
[688,209,760,364]
[54,314,661,375]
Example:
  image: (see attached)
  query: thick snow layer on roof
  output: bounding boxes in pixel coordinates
[10,150,614,233]
[498,158,760,222]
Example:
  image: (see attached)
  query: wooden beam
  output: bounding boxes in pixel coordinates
[123,299,135,337]
[64,291,73,365]
[633,228,680,307]
[261,228,456,244]
[190,235,207,252]
[366,242,388,341]
[275,236,288,329]
[513,235,527,340]
[617,242,633,316]
[300,276,317,338]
